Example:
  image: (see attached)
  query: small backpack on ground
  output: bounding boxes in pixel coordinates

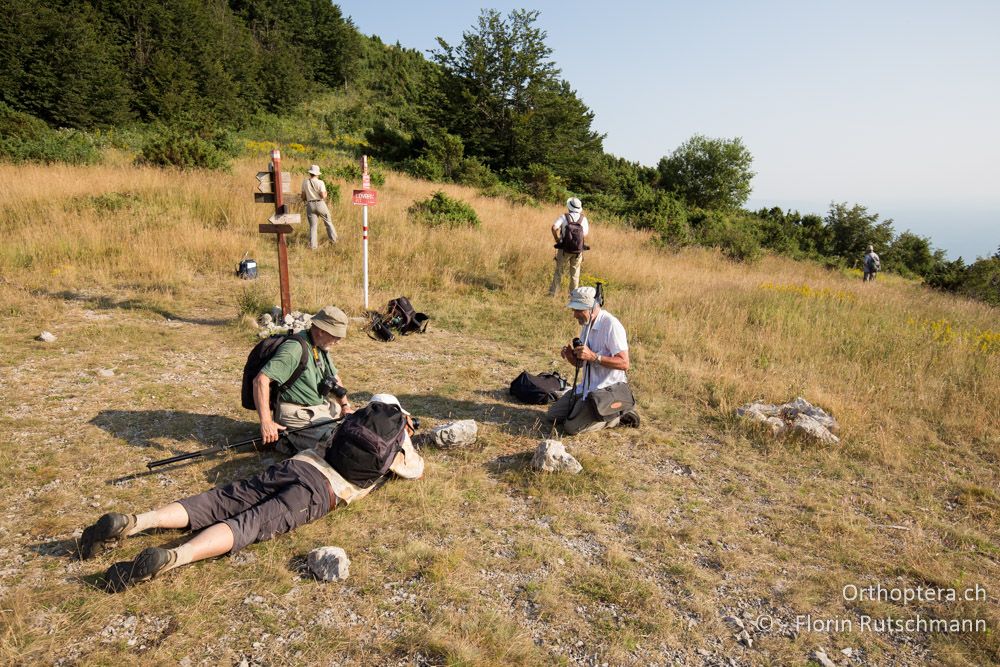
[236,258,257,280]
[555,214,587,254]
[240,333,310,410]
[387,296,429,334]
[509,371,570,404]
[324,402,407,487]
[367,297,429,341]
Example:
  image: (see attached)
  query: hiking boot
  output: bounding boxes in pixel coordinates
[102,547,176,593]
[620,411,641,428]
[79,512,135,560]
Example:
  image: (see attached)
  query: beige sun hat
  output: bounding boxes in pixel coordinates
[311,305,348,338]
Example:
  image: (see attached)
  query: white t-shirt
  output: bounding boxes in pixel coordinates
[577,309,628,396]
[552,212,589,236]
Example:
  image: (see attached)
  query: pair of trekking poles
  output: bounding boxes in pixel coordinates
[146,418,342,470]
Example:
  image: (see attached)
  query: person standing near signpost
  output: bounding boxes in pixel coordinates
[301,165,337,249]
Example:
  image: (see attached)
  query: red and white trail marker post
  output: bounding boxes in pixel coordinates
[253,149,301,317]
[352,155,378,310]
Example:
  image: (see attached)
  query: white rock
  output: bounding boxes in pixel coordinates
[259,313,274,327]
[429,420,478,449]
[781,396,840,433]
[531,440,582,474]
[736,402,780,419]
[308,546,350,581]
[97,369,115,378]
[841,648,853,657]
[284,314,294,326]
[37,331,56,343]
[813,649,837,667]
[791,413,840,445]
[737,629,752,648]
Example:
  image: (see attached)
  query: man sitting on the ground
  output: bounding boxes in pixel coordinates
[546,287,640,435]
[79,395,423,592]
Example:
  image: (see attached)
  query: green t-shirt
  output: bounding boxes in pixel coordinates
[260,331,338,406]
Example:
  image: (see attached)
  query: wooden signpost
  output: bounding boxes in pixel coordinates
[352,155,378,309]
[253,149,300,317]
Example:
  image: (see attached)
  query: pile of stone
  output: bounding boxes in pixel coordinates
[736,396,840,444]
[256,308,312,338]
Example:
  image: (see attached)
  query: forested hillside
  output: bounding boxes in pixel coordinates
[1,2,996,304]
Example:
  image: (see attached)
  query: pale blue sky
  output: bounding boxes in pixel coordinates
[340,1,999,261]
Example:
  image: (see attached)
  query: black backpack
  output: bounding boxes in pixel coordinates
[509,371,569,404]
[387,296,429,334]
[324,402,407,488]
[240,333,310,410]
[556,214,586,254]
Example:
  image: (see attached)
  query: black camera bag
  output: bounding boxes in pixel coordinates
[509,371,570,404]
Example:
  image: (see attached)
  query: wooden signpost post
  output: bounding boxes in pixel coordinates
[352,155,378,309]
[254,149,300,317]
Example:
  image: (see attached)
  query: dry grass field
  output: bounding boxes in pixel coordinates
[0,156,997,666]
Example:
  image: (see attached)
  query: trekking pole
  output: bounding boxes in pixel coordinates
[567,282,604,415]
[146,418,343,470]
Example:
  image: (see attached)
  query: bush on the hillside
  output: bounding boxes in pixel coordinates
[408,191,480,228]
[404,155,445,181]
[957,258,1000,306]
[507,163,569,204]
[455,156,500,188]
[478,182,538,208]
[328,162,386,187]
[692,210,762,263]
[138,126,238,170]
[0,103,101,164]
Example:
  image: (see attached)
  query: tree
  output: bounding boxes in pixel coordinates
[656,135,755,210]
[886,231,938,278]
[431,9,603,181]
[823,202,895,265]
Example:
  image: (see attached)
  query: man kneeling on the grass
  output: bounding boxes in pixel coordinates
[78,394,423,592]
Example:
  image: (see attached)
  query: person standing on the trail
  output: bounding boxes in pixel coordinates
[301,165,337,249]
[863,244,881,282]
[548,197,589,296]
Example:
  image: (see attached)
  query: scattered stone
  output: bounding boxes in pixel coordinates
[736,396,838,444]
[97,368,115,378]
[722,615,745,630]
[531,440,582,474]
[813,649,838,667]
[37,331,56,343]
[259,313,273,327]
[307,546,350,582]
[427,420,478,449]
[737,629,753,648]
[841,647,853,657]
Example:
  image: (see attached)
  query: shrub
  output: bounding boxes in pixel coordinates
[455,156,500,188]
[138,126,237,170]
[506,163,569,204]
[0,103,101,165]
[408,191,480,228]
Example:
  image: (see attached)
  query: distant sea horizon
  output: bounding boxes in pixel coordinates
[746,197,999,263]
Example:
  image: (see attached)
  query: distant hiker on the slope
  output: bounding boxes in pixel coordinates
[301,164,337,249]
[548,197,590,296]
[547,287,639,434]
[863,245,881,282]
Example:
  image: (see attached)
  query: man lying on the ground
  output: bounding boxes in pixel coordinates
[78,394,423,592]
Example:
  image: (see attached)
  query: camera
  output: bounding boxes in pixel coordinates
[411,417,421,431]
[318,375,347,399]
[572,337,583,349]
